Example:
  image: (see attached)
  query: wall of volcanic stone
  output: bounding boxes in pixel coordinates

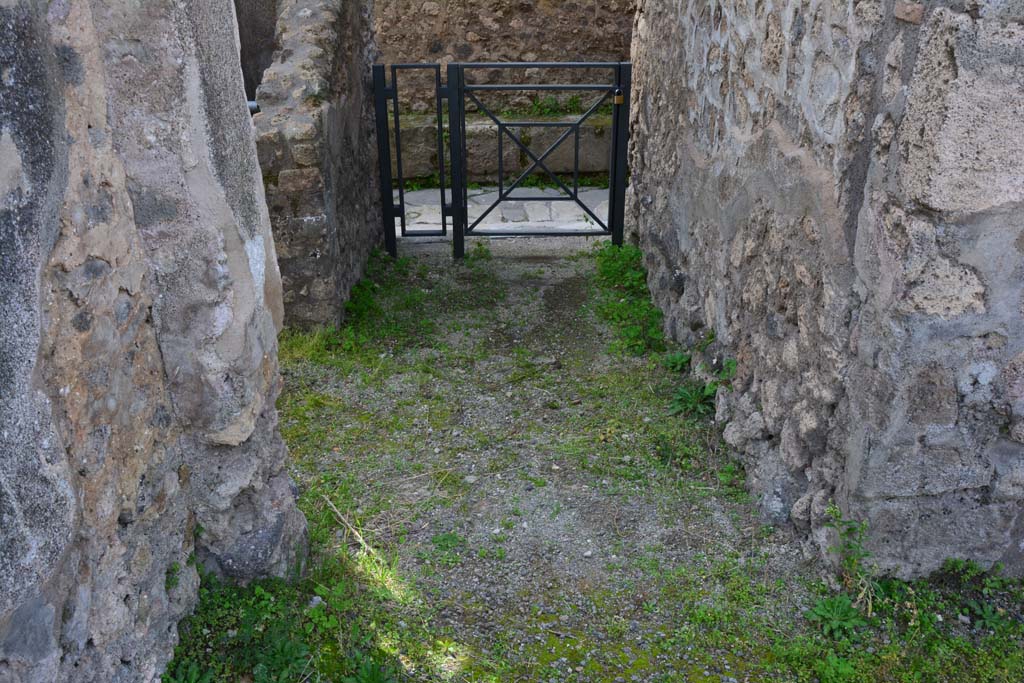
[252,0,381,328]
[629,0,1024,577]
[0,1,306,680]
[375,0,636,111]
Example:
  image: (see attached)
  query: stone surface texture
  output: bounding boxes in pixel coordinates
[629,0,1024,577]
[392,114,613,182]
[252,0,382,328]
[0,1,307,681]
[375,0,636,110]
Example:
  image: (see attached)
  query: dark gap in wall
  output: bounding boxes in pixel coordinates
[233,0,279,100]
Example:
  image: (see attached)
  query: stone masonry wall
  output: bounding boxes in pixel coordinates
[253,0,381,328]
[375,0,636,111]
[0,2,306,681]
[629,0,1024,577]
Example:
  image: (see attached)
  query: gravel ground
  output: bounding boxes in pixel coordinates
[281,236,819,682]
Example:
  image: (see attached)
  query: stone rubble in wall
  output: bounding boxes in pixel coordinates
[253,0,382,328]
[629,0,1024,577]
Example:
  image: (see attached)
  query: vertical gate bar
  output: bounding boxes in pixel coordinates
[434,65,449,236]
[373,65,397,257]
[447,63,466,258]
[391,66,408,236]
[573,122,581,200]
[609,63,631,246]
[461,66,469,234]
[498,122,504,198]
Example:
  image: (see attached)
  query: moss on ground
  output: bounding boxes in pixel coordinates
[166,245,1024,683]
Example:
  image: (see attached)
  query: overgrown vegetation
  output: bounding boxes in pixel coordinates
[592,243,665,354]
[168,244,1024,683]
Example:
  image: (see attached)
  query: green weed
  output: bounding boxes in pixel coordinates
[826,503,880,614]
[806,594,867,639]
[815,652,856,682]
[669,380,717,417]
[592,243,665,354]
[165,562,181,591]
[663,351,692,373]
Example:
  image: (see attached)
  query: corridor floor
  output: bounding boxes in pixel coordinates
[170,236,1024,682]
[276,237,811,682]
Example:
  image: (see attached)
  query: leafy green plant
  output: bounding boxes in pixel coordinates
[663,351,692,373]
[163,660,213,683]
[826,504,880,614]
[466,241,492,263]
[964,599,1007,630]
[669,380,717,417]
[942,557,987,584]
[342,652,397,683]
[429,532,466,567]
[815,652,856,682]
[717,358,737,383]
[806,594,867,639]
[695,330,716,352]
[251,625,310,683]
[165,562,181,591]
[716,462,743,489]
[513,171,609,190]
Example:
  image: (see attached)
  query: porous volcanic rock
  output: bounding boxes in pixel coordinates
[0,1,306,680]
[629,0,1024,577]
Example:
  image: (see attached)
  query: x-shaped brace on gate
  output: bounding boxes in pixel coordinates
[465,90,612,232]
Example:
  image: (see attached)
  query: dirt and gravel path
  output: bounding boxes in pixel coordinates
[276,236,813,682]
[170,236,1024,682]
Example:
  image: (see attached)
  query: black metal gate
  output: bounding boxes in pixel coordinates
[373,62,631,258]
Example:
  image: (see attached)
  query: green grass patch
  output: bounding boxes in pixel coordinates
[591,242,666,355]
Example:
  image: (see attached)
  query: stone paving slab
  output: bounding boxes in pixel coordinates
[395,186,611,236]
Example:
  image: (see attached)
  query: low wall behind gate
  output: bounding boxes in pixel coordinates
[374,0,636,111]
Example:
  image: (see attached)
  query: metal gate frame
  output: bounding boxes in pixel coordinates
[373,62,631,259]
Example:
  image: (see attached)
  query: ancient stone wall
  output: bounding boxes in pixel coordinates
[0,2,306,681]
[253,0,381,328]
[629,0,1024,577]
[375,0,636,110]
